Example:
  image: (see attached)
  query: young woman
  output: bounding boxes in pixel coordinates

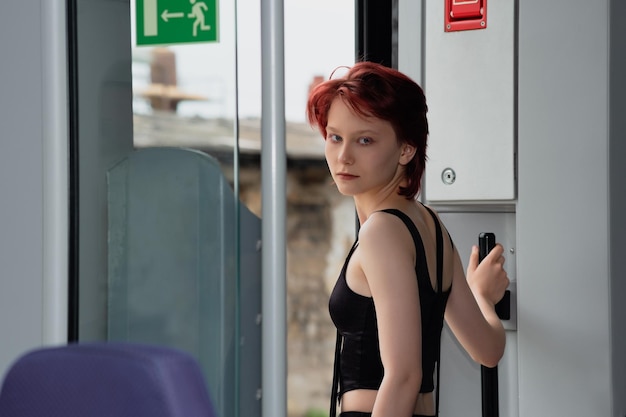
[306,62,509,417]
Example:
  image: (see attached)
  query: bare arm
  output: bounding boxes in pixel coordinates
[444,244,509,367]
[358,214,422,417]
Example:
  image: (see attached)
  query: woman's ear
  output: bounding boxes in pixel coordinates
[399,144,417,165]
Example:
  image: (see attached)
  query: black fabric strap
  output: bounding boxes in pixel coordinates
[330,240,358,417]
[330,329,342,417]
[423,205,444,417]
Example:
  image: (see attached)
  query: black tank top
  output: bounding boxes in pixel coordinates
[328,208,451,396]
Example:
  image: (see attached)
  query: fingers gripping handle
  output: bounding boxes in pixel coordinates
[478,233,511,320]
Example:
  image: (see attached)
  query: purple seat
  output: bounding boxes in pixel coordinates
[0,342,217,417]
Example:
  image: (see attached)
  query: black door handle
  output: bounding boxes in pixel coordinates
[478,232,500,417]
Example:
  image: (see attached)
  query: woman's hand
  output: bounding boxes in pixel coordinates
[445,244,509,367]
[466,244,509,306]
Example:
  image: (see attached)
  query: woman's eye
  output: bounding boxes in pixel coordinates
[358,137,372,145]
[328,134,341,142]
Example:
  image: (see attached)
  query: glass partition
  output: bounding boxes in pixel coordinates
[120,4,261,417]
[107,148,261,417]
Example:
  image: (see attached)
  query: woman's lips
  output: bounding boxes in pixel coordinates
[335,172,358,180]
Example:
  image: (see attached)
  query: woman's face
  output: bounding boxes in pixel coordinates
[324,97,408,197]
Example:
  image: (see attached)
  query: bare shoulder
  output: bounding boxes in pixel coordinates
[358,211,415,261]
[359,210,409,240]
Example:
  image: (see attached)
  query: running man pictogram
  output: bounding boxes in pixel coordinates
[188,0,211,37]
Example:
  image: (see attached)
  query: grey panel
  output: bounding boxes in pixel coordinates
[0,0,45,376]
[609,1,626,414]
[423,0,516,202]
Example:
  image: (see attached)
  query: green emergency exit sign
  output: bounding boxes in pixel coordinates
[136,0,219,46]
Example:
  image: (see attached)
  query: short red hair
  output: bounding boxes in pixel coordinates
[306,62,429,200]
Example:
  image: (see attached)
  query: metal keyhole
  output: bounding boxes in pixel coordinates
[441,168,456,185]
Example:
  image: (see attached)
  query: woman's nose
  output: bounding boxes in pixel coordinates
[338,144,353,164]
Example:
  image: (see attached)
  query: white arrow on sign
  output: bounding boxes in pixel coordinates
[161,9,184,22]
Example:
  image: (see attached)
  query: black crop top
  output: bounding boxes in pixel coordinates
[328,208,451,396]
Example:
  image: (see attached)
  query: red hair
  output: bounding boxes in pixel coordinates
[306,62,429,200]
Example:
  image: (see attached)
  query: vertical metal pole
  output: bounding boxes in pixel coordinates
[260,1,286,417]
[42,0,69,345]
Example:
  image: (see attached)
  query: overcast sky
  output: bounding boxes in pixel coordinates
[131,1,355,122]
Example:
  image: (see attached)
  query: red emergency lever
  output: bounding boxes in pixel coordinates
[445,0,487,32]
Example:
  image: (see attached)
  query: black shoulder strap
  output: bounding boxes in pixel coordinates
[378,209,423,249]
[378,209,430,285]
[423,205,444,417]
[422,206,444,293]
